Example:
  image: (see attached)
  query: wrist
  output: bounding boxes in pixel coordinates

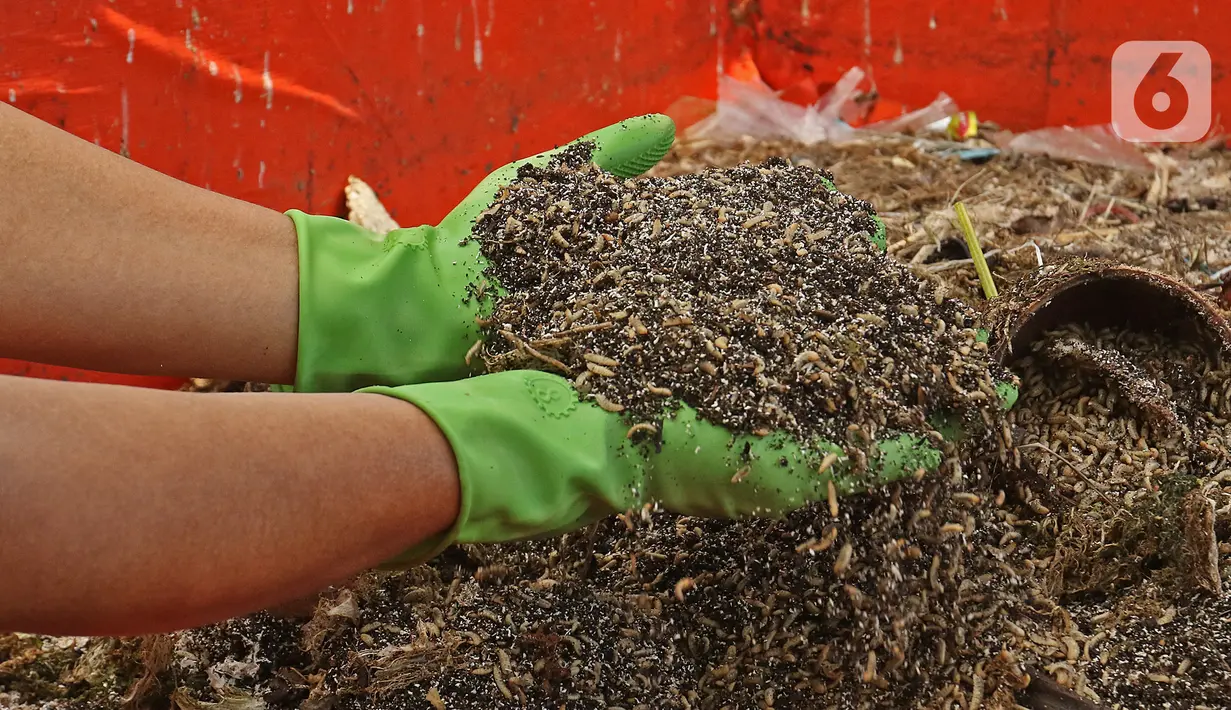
[360,372,639,567]
[290,211,486,392]
[289,210,387,390]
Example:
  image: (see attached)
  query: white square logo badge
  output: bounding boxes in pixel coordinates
[1112,41,1211,143]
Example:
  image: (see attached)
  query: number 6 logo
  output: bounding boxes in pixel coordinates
[1113,41,1211,143]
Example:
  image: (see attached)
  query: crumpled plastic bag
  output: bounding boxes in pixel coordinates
[686,68,865,144]
[990,125,1154,173]
[685,67,961,146]
[682,69,1152,173]
[861,93,959,135]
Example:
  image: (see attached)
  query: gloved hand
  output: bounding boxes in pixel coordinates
[284,115,677,393]
[362,369,956,569]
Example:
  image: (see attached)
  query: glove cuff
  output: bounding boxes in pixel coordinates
[359,372,639,568]
[288,210,485,391]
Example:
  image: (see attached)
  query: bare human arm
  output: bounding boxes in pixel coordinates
[0,102,300,384]
[0,374,459,636]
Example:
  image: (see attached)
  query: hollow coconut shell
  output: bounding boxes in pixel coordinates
[982,257,1231,364]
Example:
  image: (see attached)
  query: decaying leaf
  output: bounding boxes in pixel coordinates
[325,589,358,619]
[364,632,463,697]
[171,687,266,710]
[1182,489,1223,596]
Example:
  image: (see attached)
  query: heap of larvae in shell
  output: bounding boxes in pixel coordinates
[471,146,1011,460]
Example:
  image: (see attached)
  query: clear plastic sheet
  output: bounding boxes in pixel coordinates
[861,93,960,134]
[685,69,961,146]
[990,125,1154,173]
[685,68,865,145]
[683,72,1152,173]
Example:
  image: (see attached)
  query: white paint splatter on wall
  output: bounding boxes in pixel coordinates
[862,0,872,58]
[120,86,129,157]
[893,35,903,65]
[7,89,15,103]
[614,29,622,62]
[258,160,266,188]
[126,28,135,63]
[929,13,937,30]
[262,51,274,109]
[233,64,243,103]
[470,0,483,70]
[208,60,218,76]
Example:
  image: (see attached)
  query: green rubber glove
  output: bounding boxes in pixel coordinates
[363,370,949,569]
[285,115,676,392]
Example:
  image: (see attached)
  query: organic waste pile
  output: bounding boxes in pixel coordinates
[5,135,1231,710]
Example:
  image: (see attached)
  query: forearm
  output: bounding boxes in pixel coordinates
[0,375,459,636]
[0,103,299,384]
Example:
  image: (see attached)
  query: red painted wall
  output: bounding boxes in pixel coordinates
[0,0,726,387]
[733,0,1230,131]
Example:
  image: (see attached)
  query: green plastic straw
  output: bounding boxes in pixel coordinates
[954,202,997,300]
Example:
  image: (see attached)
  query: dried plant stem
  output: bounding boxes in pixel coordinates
[499,330,574,375]
[1019,443,1115,506]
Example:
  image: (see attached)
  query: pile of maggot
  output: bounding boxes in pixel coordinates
[470,147,1011,453]
[176,465,1047,709]
[164,155,1062,710]
[1009,322,1231,707]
